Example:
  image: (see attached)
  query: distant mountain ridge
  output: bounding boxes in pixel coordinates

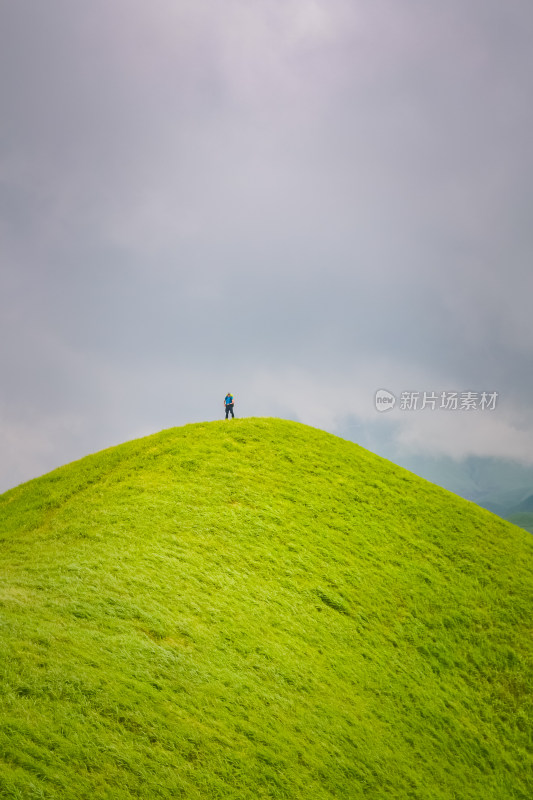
[509,492,533,514]
[381,452,533,533]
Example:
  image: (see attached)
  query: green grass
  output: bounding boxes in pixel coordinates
[0,418,532,799]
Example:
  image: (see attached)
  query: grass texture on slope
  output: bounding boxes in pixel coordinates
[0,418,532,800]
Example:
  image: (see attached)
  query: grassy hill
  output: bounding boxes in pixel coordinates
[1,418,532,800]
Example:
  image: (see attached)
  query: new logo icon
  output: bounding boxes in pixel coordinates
[375,389,396,412]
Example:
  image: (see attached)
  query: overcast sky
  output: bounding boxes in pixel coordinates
[1,0,533,492]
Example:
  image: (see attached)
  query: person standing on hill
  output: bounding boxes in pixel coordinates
[224,392,235,419]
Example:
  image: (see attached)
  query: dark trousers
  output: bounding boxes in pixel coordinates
[225,403,234,419]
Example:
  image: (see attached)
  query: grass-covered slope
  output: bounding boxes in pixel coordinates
[1,418,532,800]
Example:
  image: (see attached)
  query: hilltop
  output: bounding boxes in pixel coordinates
[1,418,532,799]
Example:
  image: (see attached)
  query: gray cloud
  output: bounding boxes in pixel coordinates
[1,0,533,491]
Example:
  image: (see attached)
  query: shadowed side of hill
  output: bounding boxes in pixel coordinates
[1,418,532,800]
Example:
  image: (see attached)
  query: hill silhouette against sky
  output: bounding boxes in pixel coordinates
[1,419,531,799]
